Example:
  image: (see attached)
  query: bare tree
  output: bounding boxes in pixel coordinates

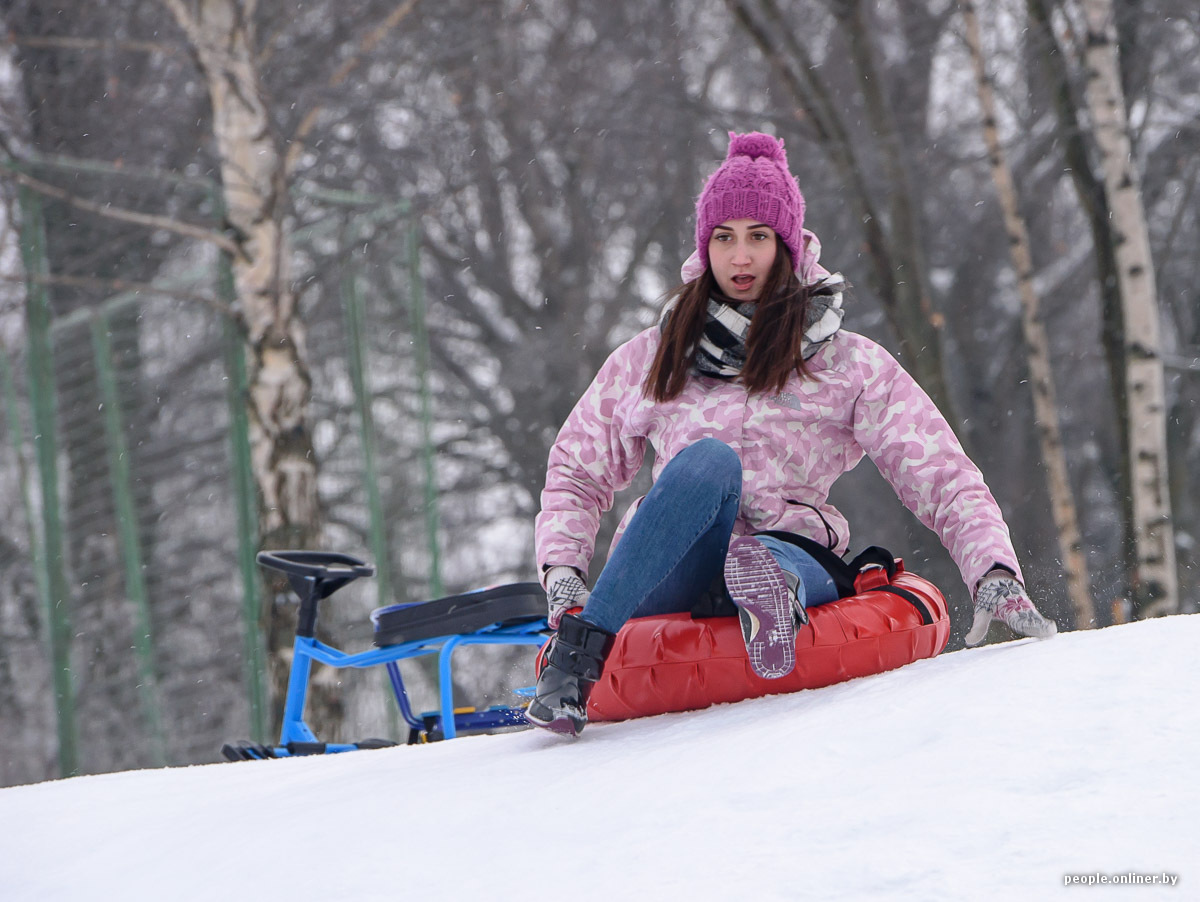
[3,0,1197,783]
[961,0,1094,629]
[1077,0,1178,616]
[1025,0,1132,591]
[724,0,963,431]
[361,2,701,509]
[158,0,333,731]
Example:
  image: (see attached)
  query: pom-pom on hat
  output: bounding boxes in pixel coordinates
[695,131,806,272]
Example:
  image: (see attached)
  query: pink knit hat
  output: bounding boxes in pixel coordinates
[694,131,806,272]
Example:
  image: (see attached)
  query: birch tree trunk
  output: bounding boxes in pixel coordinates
[161,0,340,735]
[961,0,1094,629]
[1025,0,1133,602]
[1078,0,1178,617]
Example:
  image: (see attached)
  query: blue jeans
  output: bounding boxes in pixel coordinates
[581,438,839,633]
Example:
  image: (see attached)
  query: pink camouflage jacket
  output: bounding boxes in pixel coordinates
[534,326,1022,595]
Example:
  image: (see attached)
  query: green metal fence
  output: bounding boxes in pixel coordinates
[0,154,454,783]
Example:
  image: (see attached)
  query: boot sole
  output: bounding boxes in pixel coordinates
[725,536,796,679]
[525,701,585,737]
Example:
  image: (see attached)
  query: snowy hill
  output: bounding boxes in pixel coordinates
[2,616,1195,902]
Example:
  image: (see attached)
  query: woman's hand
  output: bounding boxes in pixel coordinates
[965,571,1058,646]
[545,566,590,629]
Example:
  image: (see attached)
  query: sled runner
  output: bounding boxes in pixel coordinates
[221,550,549,760]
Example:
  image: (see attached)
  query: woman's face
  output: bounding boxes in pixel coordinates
[707,219,778,302]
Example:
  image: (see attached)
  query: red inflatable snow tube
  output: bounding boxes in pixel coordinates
[585,560,950,723]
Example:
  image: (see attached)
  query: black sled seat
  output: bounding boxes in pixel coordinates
[371,583,547,646]
[222,551,548,761]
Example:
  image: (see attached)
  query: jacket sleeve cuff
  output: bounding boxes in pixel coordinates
[973,560,1020,595]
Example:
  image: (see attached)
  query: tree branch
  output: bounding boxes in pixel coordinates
[7,168,245,260]
[1163,354,1200,374]
[6,34,186,56]
[159,0,201,46]
[0,273,237,322]
[285,0,422,175]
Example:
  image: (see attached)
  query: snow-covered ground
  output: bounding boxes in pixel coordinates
[2,615,1195,901]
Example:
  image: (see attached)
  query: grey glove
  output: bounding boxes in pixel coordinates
[545,566,590,629]
[965,571,1058,646]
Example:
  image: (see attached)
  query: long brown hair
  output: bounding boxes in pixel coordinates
[643,240,813,401]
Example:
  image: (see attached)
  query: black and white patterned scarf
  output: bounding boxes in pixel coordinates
[692,273,846,379]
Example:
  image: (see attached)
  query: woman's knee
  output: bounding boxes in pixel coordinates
[663,438,742,491]
[680,437,741,468]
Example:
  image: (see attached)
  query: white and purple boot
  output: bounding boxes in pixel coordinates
[724,536,799,679]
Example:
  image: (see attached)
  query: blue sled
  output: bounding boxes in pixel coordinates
[222,551,548,761]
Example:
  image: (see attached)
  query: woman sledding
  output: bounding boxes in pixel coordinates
[527,131,1057,737]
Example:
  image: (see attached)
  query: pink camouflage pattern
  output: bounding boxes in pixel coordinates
[535,327,1023,595]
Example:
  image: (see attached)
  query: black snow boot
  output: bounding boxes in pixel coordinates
[525,613,616,737]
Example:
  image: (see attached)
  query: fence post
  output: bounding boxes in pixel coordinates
[218,255,268,744]
[342,261,404,739]
[0,350,49,615]
[341,265,392,604]
[18,183,78,777]
[89,312,168,766]
[407,220,442,597]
